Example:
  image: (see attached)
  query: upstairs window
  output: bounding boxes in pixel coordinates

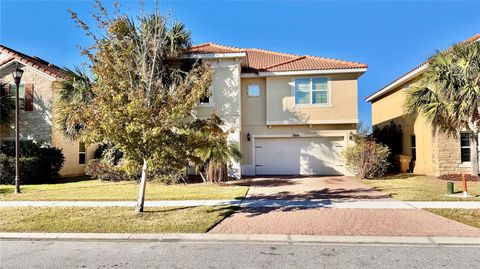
[199,96,210,104]
[460,133,471,163]
[9,84,25,110]
[294,78,329,105]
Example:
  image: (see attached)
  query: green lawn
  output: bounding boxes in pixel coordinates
[425,209,480,229]
[0,206,235,233]
[361,175,480,201]
[0,180,249,201]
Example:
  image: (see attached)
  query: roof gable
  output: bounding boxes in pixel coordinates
[0,44,66,80]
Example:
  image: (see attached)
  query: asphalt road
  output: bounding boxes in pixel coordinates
[1,240,479,269]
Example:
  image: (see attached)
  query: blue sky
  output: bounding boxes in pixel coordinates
[1,0,479,127]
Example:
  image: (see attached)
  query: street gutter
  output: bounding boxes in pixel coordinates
[1,232,479,246]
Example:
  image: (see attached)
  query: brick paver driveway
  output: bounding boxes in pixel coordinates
[210,176,480,236]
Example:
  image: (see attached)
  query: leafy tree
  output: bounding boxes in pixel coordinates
[66,1,212,213]
[405,41,480,176]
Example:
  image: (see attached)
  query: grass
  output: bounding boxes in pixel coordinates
[425,209,480,229]
[0,179,249,201]
[361,175,480,201]
[0,206,236,233]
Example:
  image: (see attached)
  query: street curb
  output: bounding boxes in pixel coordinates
[1,232,479,245]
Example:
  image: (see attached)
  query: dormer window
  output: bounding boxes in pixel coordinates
[247,84,261,97]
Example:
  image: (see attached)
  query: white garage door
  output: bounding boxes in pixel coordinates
[254,137,344,175]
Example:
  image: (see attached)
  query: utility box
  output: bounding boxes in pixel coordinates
[393,155,412,173]
[447,181,454,195]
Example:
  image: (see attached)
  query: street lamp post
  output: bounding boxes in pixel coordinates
[12,66,24,194]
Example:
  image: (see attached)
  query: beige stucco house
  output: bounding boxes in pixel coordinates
[1,43,367,178]
[366,34,480,176]
[0,45,96,177]
[190,43,367,177]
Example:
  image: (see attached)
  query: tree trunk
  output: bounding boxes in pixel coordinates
[471,133,479,176]
[134,158,148,213]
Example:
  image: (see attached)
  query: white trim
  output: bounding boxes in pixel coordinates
[186,52,247,59]
[257,68,367,77]
[365,63,428,102]
[265,119,358,125]
[0,58,60,81]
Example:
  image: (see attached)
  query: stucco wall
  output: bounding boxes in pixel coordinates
[240,77,356,176]
[51,82,97,177]
[265,73,358,125]
[195,58,242,178]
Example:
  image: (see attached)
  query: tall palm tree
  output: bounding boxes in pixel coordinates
[405,41,480,175]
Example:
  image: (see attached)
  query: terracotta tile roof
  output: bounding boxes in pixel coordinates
[366,33,480,102]
[190,43,367,74]
[190,43,245,54]
[0,44,66,80]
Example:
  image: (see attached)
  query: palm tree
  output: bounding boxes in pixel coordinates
[405,41,480,176]
[190,114,242,183]
[56,67,95,141]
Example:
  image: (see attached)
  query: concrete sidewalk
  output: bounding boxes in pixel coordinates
[1,232,479,245]
[1,200,479,209]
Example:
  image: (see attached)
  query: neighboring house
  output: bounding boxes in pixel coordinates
[189,43,367,177]
[366,34,480,176]
[0,45,96,177]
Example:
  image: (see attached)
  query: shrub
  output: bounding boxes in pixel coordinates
[85,160,131,181]
[343,137,390,179]
[0,141,64,184]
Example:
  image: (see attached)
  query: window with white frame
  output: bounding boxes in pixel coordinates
[247,84,261,97]
[460,132,471,163]
[294,78,329,105]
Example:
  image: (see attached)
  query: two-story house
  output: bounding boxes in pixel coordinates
[190,43,367,177]
[1,43,367,178]
[0,45,96,177]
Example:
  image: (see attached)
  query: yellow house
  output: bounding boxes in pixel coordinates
[0,45,96,177]
[366,34,480,176]
[190,43,367,177]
